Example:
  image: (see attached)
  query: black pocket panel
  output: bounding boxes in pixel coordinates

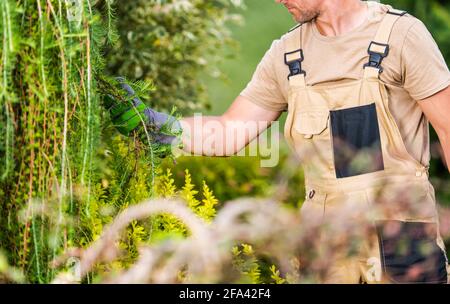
[376,221,448,283]
[330,103,384,178]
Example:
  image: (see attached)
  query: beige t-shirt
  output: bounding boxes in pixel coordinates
[240,1,450,166]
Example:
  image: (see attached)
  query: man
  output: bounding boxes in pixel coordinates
[106,0,450,283]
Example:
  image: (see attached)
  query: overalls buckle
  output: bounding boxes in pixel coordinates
[284,49,306,79]
[364,41,390,73]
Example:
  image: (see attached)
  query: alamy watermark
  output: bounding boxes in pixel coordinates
[171,113,282,168]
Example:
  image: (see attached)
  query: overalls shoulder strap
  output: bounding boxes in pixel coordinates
[363,9,408,79]
[284,23,306,87]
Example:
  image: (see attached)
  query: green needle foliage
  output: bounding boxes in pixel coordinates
[0,0,116,283]
[0,0,18,183]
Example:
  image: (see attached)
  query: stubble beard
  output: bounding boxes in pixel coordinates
[294,9,320,23]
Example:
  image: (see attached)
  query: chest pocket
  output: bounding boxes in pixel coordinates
[294,111,329,139]
[330,103,384,178]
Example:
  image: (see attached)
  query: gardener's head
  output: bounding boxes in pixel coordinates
[276,0,323,23]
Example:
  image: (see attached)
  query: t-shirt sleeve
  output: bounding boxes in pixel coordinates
[401,19,450,100]
[239,40,287,112]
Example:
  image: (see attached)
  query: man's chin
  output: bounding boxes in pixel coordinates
[293,16,315,24]
[289,10,319,24]
[296,14,317,24]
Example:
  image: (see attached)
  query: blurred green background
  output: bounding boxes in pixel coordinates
[203,0,294,116]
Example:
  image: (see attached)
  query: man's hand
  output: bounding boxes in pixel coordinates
[103,77,182,145]
[418,84,450,172]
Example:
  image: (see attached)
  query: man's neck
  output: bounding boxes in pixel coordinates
[314,0,369,37]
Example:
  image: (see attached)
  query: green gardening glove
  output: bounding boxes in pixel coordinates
[103,77,182,145]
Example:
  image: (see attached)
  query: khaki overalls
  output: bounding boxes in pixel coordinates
[284,9,449,283]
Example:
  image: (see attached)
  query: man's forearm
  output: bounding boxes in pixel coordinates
[179,115,260,157]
